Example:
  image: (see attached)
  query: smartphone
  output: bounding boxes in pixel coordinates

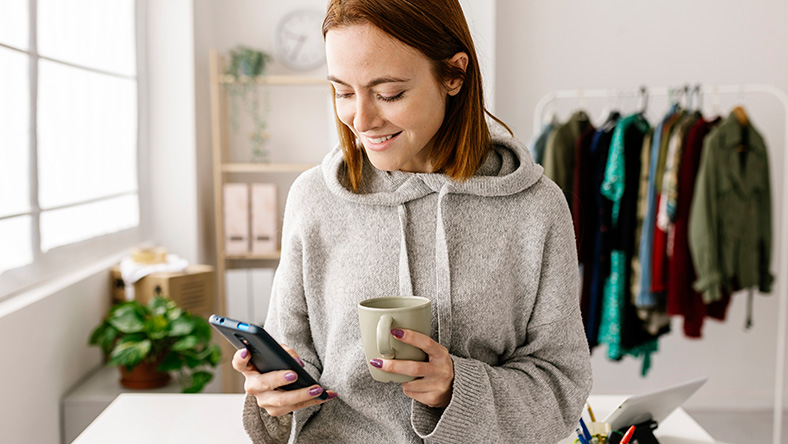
[209,314,328,400]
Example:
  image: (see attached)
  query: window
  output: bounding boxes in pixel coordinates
[0,0,142,299]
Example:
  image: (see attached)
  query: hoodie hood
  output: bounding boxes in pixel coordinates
[320,124,543,349]
[321,124,544,205]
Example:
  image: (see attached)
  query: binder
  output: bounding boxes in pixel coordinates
[223,183,250,254]
[251,183,278,254]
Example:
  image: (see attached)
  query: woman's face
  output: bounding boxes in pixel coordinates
[325,24,451,174]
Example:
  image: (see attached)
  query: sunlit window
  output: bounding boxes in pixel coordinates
[0,0,140,296]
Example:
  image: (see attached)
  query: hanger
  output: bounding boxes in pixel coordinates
[732,105,749,126]
[693,84,703,113]
[638,85,649,115]
[732,105,750,153]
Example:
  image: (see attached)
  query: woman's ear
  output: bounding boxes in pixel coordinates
[445,52,468,96]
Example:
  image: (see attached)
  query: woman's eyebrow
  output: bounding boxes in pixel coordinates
[327,75,410,88]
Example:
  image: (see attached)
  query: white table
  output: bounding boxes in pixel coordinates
[73,394,715,444]
[71,394,250,444]
[557,395,716,444]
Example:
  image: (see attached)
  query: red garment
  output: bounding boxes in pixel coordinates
[666,117,730,337]
[650,195,669,293]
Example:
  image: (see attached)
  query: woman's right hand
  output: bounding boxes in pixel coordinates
[232,345,337,417]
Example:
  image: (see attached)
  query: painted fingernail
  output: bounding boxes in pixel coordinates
[370,359,383,368]
[327,392,338,399]
[390,329,404,338]
[284,372,297,382]
[240,349,249,359]
[295,357,305,367]
[308,386,324,397]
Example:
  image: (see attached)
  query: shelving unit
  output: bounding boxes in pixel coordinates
[208,48,328,391]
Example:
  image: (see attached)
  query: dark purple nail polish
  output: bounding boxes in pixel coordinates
[309,386,324,397]
[390,329,404,339]
[327,392,338,399]
[284,372,297,382]
[295,357,305,367]
[240,349,249,359]
[370,359,383,368]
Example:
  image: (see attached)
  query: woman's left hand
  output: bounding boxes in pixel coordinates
[370,329,454,408]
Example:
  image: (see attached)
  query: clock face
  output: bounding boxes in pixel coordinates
[274,9,327,71]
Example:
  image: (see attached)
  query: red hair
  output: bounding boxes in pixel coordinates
[322,0,511,191]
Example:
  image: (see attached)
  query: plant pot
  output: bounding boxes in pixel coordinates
[119,360,171,389]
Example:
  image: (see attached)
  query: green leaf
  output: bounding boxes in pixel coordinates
[169,317,195,337]
[107,339,151,368]
[183,371,213,393]
[149,296,176,316]
[208,344,222,366]
[108,305,145,334]
[184,353,202,369]
[157,352,184,372]
[166,307,183,321]
[90,324,119,355]
[191,318,212,343]
[171,335,199,351]
[146,315,169,340]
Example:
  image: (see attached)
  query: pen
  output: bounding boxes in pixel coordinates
[620,425,636,444]
[579,417,593,441]
[586,402,597,422]
[575,427,590,444]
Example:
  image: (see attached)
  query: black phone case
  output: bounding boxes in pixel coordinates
[209,314,328,400]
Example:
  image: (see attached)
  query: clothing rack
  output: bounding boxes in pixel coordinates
[534,84,788,444]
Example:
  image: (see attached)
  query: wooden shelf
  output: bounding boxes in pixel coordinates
[219,75,327,86]
[226,251,281,261]
[222,162,317,173]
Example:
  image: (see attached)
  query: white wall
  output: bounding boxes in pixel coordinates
[147,0,201,264]
[495,0,788,410]
[0,256,118,444]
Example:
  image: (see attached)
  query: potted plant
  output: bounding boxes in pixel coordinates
[89,296,221,393]
[224,44,273,162]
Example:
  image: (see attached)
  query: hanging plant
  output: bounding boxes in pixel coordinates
[224,45,273,162]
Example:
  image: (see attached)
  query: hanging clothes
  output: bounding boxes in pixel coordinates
[597,113,658,375]
[628,128,654,308]
[580,113,620,348]
[689,111,774,304]
[573,124,602,256]
[666,116,731,338]
[543,110,594,208]
[652,111,701,294]
[529,120,556,165]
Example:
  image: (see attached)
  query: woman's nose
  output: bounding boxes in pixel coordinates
[353,96,381,132]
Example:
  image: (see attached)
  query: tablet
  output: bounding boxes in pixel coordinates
[603,376,708,431]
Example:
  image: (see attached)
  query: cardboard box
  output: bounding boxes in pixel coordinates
[111,264,215,316]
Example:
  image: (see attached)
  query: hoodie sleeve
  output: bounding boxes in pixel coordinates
[410,186,593,443]
[242,174,323,444]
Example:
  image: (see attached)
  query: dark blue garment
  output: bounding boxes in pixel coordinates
[585,116,619,347]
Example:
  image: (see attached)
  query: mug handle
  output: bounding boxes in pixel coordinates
[376,314,395,359]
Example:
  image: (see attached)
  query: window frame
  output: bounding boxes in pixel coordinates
[0,0,149,302]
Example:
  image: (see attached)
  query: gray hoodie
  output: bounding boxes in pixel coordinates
[243,128,593,443]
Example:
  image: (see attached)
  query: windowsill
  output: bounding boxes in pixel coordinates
[0,250,131,319]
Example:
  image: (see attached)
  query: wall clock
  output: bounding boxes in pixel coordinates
[274,9,326,71]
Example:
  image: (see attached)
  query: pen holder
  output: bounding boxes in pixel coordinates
[575,423,612,444]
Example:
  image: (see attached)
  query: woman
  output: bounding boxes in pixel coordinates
[233,1,592,442]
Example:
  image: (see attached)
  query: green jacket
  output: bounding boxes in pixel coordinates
[689,112,773,303]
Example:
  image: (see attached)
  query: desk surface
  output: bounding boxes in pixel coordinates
[73,393,715,444]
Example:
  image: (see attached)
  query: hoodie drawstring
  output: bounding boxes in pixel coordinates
[395,184,453,350]
[397,204,414,297]
[434,184,452,349]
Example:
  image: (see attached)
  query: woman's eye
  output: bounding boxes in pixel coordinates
[335,92,353,100]
[378,92,404,103]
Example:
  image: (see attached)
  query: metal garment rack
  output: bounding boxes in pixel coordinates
[534,84,788,444]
